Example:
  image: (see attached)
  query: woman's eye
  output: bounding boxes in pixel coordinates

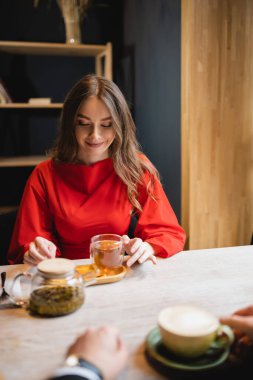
[78,122,91,127]
[101,124,112,128]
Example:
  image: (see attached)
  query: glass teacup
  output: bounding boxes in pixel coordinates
[90,234,124,275]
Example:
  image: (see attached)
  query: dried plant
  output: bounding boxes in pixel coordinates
[56,0,90,21]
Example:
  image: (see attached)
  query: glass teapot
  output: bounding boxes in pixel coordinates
[9,258,95,317]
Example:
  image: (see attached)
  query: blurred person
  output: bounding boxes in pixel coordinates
[49,326,128,380]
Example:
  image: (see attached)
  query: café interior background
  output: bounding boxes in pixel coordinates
[0,0,252,254]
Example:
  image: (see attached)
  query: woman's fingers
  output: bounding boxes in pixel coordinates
[122,235,130,244]
[35,237,56,258]
[23,251,38,266]
[126,241,156,267]
[28,241,48,263]
[123,237,142,255]
[127,242,146,267]
[23,237,57,265]
[148,254,157,265]
[129,238,143,254]
[139,251,157,265]
[122,236,157,267]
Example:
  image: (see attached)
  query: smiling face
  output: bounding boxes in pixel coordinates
[74,96,116,165]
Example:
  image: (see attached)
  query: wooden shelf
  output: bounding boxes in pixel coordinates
[0,103,63,109]
[0,156,46,167]
[0,41,112,170]
[0,40,113,80]
[0,41,109,57]
[0,205,18,215]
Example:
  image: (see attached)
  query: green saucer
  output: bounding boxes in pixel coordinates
[146,327,233,372]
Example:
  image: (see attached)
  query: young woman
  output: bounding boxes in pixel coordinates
[8,74,185,266]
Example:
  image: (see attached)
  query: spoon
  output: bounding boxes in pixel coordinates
[0,272,9,300]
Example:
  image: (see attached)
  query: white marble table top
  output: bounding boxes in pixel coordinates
[0,245,253,380]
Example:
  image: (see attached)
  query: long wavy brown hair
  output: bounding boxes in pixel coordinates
[51,74,159,211]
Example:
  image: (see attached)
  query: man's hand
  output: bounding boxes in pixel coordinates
[67,326,129,380]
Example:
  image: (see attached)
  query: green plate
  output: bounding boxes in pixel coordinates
[145,327,233,372]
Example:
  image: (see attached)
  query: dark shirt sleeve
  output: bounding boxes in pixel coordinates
[48,366,102,380]
[49,376,89,380]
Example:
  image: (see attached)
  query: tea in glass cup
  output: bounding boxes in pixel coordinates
[90,234,124,275]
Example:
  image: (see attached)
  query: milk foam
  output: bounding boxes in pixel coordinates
[159,306,218,336]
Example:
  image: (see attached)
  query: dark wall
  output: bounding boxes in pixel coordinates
[0,0,122,94]
[0,0,122,205]
[0,0,181,220]
[122,0,181,219]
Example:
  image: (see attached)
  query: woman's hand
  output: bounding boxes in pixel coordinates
[23,236,57,265]
[122,235,157,267]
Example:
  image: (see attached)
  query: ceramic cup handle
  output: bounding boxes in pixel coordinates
[217,324,235,347]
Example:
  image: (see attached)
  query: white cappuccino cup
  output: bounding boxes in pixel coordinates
[158,305,222,358]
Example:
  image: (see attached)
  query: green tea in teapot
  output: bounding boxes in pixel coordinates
[28,284,84,317]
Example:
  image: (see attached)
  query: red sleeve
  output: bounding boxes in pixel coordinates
[135,171,186,258]
[7,164,60,264]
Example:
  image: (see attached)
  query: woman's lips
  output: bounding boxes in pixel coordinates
[85,141,104,148]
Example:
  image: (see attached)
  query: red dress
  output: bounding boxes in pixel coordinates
[8,157,186,264]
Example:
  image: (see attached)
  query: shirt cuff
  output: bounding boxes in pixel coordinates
[52,366,102,380]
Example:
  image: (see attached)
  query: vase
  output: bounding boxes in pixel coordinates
[64,16,81,44]
[57,0,86,44]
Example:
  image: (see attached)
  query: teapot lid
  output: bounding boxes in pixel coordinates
[37,258,75,275]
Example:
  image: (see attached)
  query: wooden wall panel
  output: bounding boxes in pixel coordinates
[181,0,253,249]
